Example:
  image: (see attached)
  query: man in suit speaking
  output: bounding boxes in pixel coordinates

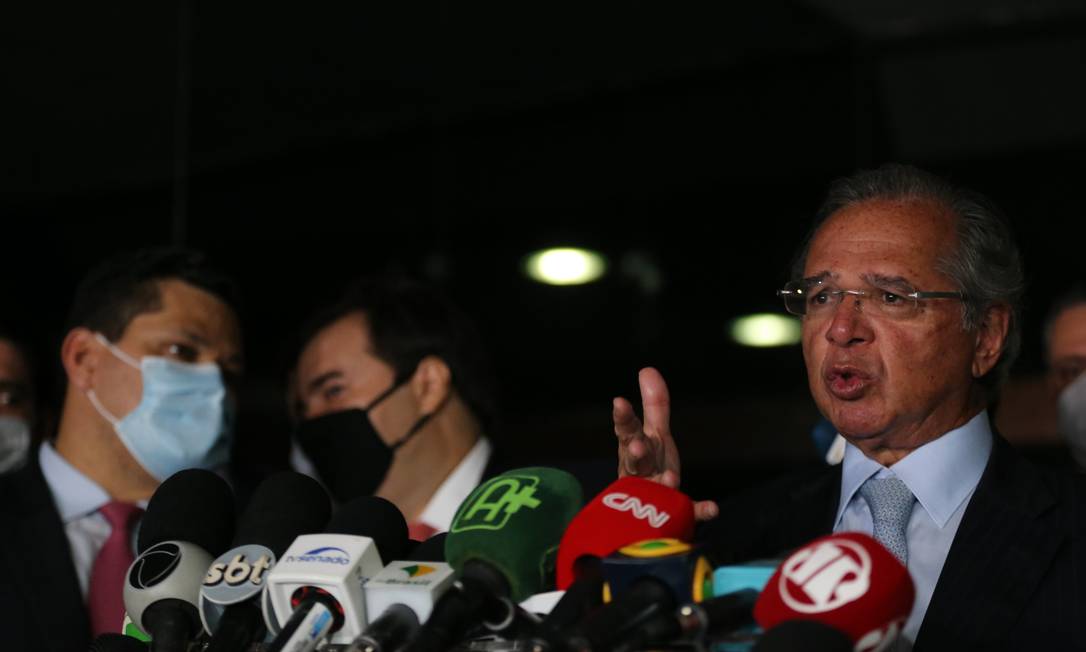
[614,164,1085,649]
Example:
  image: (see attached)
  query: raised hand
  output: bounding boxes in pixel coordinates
[613,367,718,521]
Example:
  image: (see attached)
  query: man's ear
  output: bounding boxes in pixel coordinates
[972,303,1012,378]
[61,328,101,392]
[409,355,452,415]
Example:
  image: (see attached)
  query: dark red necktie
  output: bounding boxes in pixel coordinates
[87,501,143,636]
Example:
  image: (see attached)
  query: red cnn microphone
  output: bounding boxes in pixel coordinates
[555,476,695,590]
[753,532,914,652]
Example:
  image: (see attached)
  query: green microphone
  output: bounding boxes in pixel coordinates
[407,467,584,652]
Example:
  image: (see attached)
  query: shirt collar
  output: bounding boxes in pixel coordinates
[835,410,993,529]
[417,437,492,532]
[38,442,112,523]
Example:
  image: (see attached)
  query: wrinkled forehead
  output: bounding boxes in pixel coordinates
[804,198,959,283]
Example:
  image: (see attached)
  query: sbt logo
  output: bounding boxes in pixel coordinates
[602,492,671,528]
[451,474,541,532]
[204,552,273,587]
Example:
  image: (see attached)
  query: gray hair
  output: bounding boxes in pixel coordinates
[790,163,1025,397]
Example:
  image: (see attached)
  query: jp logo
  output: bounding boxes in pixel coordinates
[451,474,542,532]
[778,539,871,614]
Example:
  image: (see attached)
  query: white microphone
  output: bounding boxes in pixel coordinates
[349,561,457,652]
[263,496,410,650]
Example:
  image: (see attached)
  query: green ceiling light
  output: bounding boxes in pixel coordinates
[524,247,607,286]
[730,313,802,347]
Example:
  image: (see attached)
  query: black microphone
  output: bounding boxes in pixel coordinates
[406,532,447,562]
[200,471,331,652]
[89,633,149,652]
[752,620,853,651]
[122,469,235,652]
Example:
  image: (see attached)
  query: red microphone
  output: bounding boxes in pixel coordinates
[555,476,695,590]
[753,532,914,652]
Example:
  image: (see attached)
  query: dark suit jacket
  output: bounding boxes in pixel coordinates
[0,450,91,651]
[701,436,1086,651]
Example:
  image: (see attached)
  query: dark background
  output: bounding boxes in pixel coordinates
[3,1,1085,498]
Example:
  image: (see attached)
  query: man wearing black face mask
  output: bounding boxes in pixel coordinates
[289,277,501,540]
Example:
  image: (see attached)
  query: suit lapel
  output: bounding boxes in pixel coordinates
[3,454,91,650]
[915,437,1066,648]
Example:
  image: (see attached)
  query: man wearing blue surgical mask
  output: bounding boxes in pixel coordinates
[0,248,243,651]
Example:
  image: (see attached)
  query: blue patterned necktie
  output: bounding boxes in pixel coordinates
[858,476,916,565]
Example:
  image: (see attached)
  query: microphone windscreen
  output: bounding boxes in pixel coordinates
[232,471,331,555]
[407,533,448,562]
[445,467,583,601]
[556,476,695,589]
[138,468,235,555]
[753,532,914,647]
[326,495,409,562]
[752,620,853,652]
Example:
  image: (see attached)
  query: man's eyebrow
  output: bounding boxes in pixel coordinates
[801,271,835,284]
[863,273,916,291]
[306,370,343,396]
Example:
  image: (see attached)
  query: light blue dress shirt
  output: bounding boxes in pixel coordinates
[834,410,993,645]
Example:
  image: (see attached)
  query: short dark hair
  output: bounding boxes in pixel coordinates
[297,277,498,435]
[791,163,1025,397]
[66,248,242,340]
[1043,283,1086,365]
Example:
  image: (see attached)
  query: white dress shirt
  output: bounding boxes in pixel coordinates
[38,443,142,597]
[833,410,993,644]
[416,437,492,533]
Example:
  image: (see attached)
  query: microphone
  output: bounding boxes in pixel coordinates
[406,533,448,562]
[752,620,853,652]
[122,469,235,652]
[264,496,411,650]
[404,467,584,652]
[199,471,332,652]
[536,477,694,645]
[341,533,456,652]
[559,537,713,652]
[753,532,915,651]
[556,476,695,590]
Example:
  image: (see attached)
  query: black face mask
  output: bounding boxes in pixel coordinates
[294,377,432,503]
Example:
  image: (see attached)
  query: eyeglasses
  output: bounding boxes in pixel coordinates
[777,278,964,319]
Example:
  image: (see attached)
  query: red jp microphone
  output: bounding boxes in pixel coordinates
[753,532,914,652]
[555,476,695,590]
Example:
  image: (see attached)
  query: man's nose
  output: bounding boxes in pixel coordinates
[825,294,872,347]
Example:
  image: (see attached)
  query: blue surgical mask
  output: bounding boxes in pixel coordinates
[86,333,232,481]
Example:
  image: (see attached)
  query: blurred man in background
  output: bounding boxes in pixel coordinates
[289,277,500,540]
[0,248,243,651]
[1045,284,1086,470]
[0,326,40,475]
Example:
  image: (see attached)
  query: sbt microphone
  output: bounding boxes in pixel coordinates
[753,532,915,652]
[123,469,235,652]
[404,467,584,652]
[264,496,410,650]
[199,471,332,652]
